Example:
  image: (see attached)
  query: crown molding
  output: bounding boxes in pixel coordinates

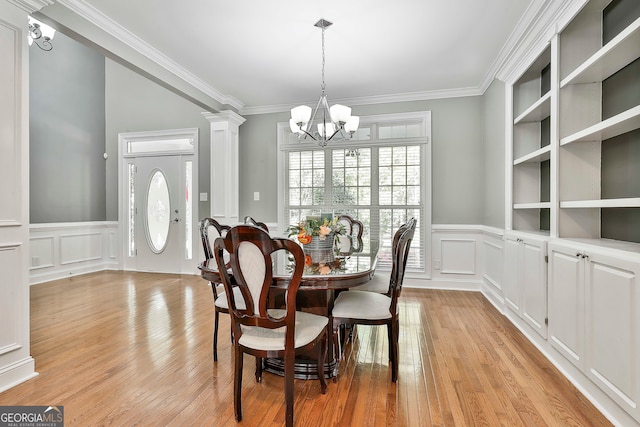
[495,0,586,84]
[479,0,549,90]
[54,0,244,111]
[7,0,53,13]
[241,86,483,116]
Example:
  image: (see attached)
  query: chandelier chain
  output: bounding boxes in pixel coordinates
[321,24,326,94]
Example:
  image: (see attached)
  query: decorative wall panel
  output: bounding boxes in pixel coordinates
[0,22,19,225]
[0,245,20,353]
[441,239,476,275]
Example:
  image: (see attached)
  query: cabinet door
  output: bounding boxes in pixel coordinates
[585,252,640,418]
[548,245,584,369]
[521,239,547,338]
[503,236,521,313]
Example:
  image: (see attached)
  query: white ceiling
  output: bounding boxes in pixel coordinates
[68,0,539,113]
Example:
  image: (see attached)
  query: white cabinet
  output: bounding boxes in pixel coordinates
[548,242,585,368]
[548,239,640,421]
[503,232,548,338]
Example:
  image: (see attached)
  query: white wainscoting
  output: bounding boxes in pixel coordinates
[418,225,504,294]
[29,222,119,285]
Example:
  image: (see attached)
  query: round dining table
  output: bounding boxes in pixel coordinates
[198,238,380,379]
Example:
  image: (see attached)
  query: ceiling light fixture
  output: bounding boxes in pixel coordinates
[290,19,359,148]
[28,16,55,51]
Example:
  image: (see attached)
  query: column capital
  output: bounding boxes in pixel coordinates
[202,110,246,127]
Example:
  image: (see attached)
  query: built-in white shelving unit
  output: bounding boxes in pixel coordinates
[558,0,640,241]
[510,43,552,234]
[506,1,640,424]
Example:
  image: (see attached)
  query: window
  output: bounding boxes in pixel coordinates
[278,112,431,272]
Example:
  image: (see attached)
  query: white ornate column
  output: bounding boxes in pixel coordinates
[0,0,52,392]
[203,110,246,225]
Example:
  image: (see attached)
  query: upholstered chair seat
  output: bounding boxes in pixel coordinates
[238,309,328,351]
[332,291,396,320]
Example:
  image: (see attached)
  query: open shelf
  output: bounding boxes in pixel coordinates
[560,105,640,145]
[560,197,640,208]
[514,202,552,209]
[561,17,640,87]
[514,145,551,165]
[514,92,551,124]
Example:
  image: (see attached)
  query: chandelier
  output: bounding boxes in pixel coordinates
[28,16,55,51]
[289,19,359,148]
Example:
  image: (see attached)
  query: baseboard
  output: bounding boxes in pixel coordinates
[30,261,119,285]
[0,357,38,394]
[404,276,481,291]
[480,279,505,314]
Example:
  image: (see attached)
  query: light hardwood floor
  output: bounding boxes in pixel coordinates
[0,271,611,426]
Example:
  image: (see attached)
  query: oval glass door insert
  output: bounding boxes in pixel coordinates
[146,169,171,253]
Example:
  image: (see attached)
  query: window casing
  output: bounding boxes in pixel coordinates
[278,112,431,273]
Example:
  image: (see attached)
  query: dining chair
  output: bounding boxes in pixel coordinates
[200,217,246,361]
[213,225,328,427]
[336,214,364,253]
[331,217,416,382]
[350,220,412,294]
[243,215,269,232]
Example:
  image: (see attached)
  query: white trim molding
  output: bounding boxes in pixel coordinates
[6,0,52,13]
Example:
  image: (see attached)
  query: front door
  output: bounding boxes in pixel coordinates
[135,155,183,273]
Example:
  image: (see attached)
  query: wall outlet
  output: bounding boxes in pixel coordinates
[199,192,208,202]
[433,259,441,270]
[254,192,260,201]
[31,256,40,266]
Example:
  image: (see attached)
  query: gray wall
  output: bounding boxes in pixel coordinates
[481,79,506,228]
[104,60,212,221]
[239,97,486,225]
[30,31,106,223]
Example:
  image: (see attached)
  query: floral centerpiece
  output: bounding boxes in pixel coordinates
[287,216,347,264]
[286,216,346,245]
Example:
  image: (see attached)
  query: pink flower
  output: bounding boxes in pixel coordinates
[318,225,331,240]
[318,264,331,275]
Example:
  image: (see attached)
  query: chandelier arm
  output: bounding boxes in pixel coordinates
[327,127,346,142]
[300,129,317,141]
[307,95,325,129]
